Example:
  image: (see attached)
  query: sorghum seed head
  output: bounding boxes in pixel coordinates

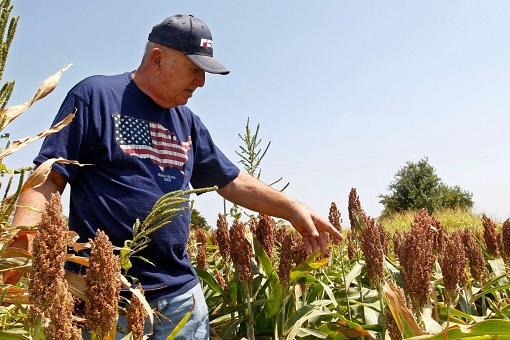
[502,219,510,261]
[360,217,384,287]
[216,214,231,262]
[196,228,208,270]
[441,230,467,303]
[348,188,367,233]
[462,229,487,282]
[229,220,253,284]
[255,214,277,259]
[482,214,500,258]
[28,193,69,329]
[397,209,436,311]
[85,230,121,338]
[328,202,342,245]
[127,285,148,340]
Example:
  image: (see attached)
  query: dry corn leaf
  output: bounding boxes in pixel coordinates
[383,280,423,338]
[120,274,154,338]
[65,270,86,301]
[0,64,72,127]
[68,230,80,247]
[0,285,29,304]
[67,230,91,252]
[0,112,75,160]
[66,254,90,267]
[21,156,90,191]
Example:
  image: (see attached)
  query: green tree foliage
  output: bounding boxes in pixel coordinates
[190,206,209,230]
[379,157,473,217]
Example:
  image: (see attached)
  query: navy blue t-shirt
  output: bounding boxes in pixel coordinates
[34,72,240,301]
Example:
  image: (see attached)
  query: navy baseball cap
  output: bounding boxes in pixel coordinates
[148,14,230,75]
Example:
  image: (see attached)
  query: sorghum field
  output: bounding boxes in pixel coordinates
[3,0,510,338]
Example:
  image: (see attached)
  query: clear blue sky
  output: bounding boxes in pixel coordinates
[4,1,510,227]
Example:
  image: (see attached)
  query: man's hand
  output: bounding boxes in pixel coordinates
[287,206,343,256]
[218,172,343,257]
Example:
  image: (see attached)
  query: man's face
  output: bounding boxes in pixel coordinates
[155,48,206,108]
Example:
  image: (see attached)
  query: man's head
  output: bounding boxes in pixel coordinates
[148,14,229,75]
[133,14,228,108]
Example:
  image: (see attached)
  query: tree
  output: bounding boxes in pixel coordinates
[190,206,209,230]
[379,157,473,217]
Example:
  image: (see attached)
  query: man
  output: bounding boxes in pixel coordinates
[6,14,343,339]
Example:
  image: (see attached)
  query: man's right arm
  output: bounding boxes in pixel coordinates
[2,169,67,284]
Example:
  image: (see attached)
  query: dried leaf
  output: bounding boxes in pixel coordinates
[21,157,89,191]
[0,285,29,304]
[68,230,80,247]
[65,270,86,301]
[0,64,72,126]
[383,281,423,338]
[120,274,154,337]
[0,113,75,160]
[66,254,90,267]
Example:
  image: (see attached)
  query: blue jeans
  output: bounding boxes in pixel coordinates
[83,283,209,339]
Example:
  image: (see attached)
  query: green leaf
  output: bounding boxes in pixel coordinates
[252,237,283,329]
[165,297,195,340]
[196,267,231,302]
[344,261,364,288]
[408,319,510,340]
[290,257,329,282]
[469,284,510,305]
[217,318,244,340]
[285,306,331,339]
[0,331,31,340]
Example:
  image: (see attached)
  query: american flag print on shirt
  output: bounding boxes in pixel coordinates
[113,113,192,173]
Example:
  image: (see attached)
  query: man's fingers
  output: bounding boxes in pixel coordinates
[303,237,311,253]
[319,231,329,256]
[309,236,319,254]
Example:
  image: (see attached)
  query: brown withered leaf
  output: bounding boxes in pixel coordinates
[21,157,90,191]
[66,254,90,267]
[67,230,92,252]
[120,274,154,337]
[0,64,72,127]
[68,230,80,247]
[64,270,86,301]
[0,112,75,160]
[0,285,29,304]
[383,280,423,337]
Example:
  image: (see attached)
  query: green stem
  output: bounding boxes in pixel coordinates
[242,282,255,340]
[339,246,352,321]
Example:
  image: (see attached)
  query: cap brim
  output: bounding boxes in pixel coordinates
[186,54,230,75]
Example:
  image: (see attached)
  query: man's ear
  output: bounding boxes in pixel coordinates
[150,48,165,73]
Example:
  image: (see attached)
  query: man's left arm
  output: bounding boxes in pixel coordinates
[217,172,343,256]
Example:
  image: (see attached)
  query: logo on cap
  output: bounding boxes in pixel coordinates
[200,38,213,48]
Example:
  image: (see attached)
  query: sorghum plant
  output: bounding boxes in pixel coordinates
[360,217,385,288]
[481,213,499,258]
[462,229,487,283]
[500,218,510,262]
[255,214,276,260]
[328,202,342,245]
[229,220,253,285]
[85,229,121,338]
[440,230,467,304]
[216,213,231,263]
[126,284,148,340]
[348,187,367,233]
[28,192,80,338]
[397,209,436,312]
[195,227,208,270]
[229,219,255,339]
[278,231,309,286]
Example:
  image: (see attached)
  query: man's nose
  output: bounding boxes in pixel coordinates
[194,70,205,87]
